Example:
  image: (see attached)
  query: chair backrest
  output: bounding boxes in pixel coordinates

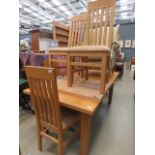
[68,14,87,47]
[25,66,62,132]
[87,0,115,48]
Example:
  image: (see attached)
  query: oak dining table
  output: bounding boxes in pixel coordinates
[23,71,119,155]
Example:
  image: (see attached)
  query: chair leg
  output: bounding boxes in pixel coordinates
[81,68,84,78]
[38,134,42,151]
[85,67,88,80]
[67,55,72,87]
[83,57,88,80]
[58,137,63,155]
[71,71,74,84]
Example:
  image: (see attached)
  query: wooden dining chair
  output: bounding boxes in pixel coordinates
[85,0,116,82]
[68,14,87,47]
[68,14,88,80]
[49,0,116,93]
[25,66,80,155]
[67,0,115,93]
[49,14,88,81]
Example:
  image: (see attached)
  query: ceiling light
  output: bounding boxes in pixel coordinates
[19,3,22,9]
[59,6,72,17]
[42,17,55,23]
[30,6,37,11]
[31,13,40,17]
[38,0,45,2]
[24,8,32,13]
[119,0,128,3]
[120,5,128,10]
[121,13,128,19]
[23,1,31,7]
[44,2,52,8]
[52,0,61,6]
[80,0,87,7]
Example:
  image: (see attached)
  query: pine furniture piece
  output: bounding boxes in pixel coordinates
[68,14,87,47]
[49,14,88,79]
[52,21,69,47]
[130,57,135,69]
[31,30,52,51]
[23,70,119,155]
[48,0,115,94]
[25,66,80,155]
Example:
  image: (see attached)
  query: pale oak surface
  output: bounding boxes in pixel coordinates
[23,72,119,115]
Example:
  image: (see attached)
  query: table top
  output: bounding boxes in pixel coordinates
[23,72,119,115]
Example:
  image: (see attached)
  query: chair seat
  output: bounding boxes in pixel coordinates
[49,45,111,53]
[61,108,80,132]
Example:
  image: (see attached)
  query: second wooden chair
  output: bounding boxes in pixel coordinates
[25,66,80,155]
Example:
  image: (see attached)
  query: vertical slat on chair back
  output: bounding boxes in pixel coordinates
[25,66,62,131]
[87,0,115,48]
[68,14,87,47]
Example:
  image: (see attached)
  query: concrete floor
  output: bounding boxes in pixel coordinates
[19,70,135,155]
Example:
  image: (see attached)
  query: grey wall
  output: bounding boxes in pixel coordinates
[119,22,135,61]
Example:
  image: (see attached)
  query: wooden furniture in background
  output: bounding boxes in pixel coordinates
[52,21,69,47]
[130,57,135,69]
[68,14,87,47]
[23,71,119,155]
[31,30,52,51]
[25,66,80,155]
[49,14,88,78]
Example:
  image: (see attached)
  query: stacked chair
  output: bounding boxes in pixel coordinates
[49,0,116,93]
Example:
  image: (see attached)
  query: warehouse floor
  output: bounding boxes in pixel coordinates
[19,70,135,155]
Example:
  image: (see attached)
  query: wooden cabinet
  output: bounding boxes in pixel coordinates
[31,30,52,51]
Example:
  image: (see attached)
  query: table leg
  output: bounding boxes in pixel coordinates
[108,85,114,104]
[80,113,91,155]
